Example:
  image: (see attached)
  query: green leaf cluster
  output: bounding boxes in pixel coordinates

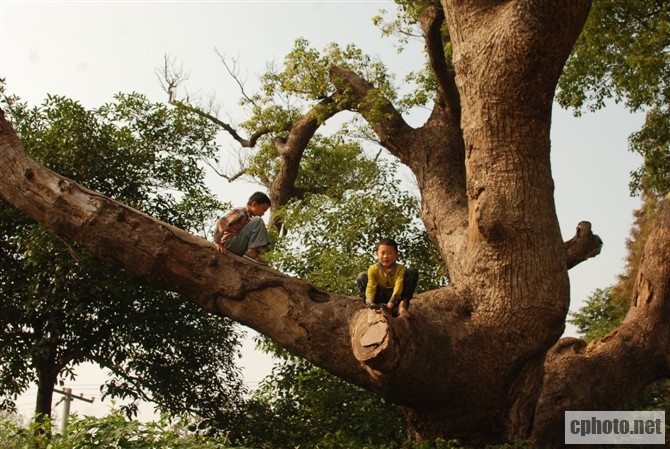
[556,0,670,197]
[1,82,223,232]
[268,158,447,295]
[0,83,245,422]
[0,410,543,449]
[373,1,447,110]
[567,288,626,343]
[0,411,240,449]
[234,357,405,449]
[239,37,396,153]
[247,132,381,200]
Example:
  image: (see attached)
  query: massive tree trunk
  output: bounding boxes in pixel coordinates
[1,1,668,447]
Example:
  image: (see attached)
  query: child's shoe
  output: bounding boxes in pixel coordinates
[243,247,267,265]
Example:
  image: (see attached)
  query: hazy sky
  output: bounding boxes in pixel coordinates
[2,0,643,421]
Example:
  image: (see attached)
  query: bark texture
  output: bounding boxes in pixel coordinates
[1,1,668,448]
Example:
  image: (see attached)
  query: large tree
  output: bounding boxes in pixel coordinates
[0,1,667,447]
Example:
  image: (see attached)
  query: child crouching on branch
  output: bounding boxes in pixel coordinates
[356,238,418,318]
[213,191,271,264]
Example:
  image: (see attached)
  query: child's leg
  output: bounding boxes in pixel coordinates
[245,217,270,251]
[397,299,410,318]
[398,268,419,318]
[356,272,368,300]
[233,218,270,263]
[401,268,419,302]
[243,246,267,264]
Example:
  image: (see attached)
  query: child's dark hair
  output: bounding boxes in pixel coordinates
[247,191,271,206]
[375,238,399,253]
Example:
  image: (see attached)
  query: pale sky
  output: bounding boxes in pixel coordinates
[1,0,643,422]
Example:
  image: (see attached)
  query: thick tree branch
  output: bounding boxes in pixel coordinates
[267,96,340,224]
[533,194,670,444]
[329,65,414,162]
[0,109,410,394]
[419,3,460,120]
[564,221,603,269]
[0,107,515,424]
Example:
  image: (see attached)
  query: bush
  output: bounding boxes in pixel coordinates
[0,410,244,449]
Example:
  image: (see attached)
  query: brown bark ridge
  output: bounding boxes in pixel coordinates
[4,1,668,448]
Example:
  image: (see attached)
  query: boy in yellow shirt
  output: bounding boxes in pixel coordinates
[356,238,418,318]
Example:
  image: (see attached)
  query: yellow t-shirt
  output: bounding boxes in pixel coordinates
[365,262,407,302]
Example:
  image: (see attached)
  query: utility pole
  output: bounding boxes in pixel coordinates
[53,387,94,432]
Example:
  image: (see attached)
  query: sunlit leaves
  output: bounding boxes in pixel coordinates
[629,107,670,196]
[295,135,378,199]
[240,37,396,142]
[556,0,670,197]
[239,358,405,449]
[558,0,670,114]
[568,288,626,343]
[373,1,445,110]
[264,37,395,104]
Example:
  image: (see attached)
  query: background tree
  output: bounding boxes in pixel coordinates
[0,84,246,426]
[3,2,669,448]
[161,39,403,230]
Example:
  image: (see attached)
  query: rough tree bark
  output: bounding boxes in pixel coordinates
[1,1,668,447]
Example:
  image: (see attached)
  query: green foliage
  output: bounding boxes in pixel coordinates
[2,84,223,231]
[628,108,670,197]
[267,37,396,105]
[233,357,405,449]
[241,37,396,137]
[0,83,245,421]
[247,132,382,201]
[226,157,446,448]
[482,441,539,449]
[0,411,541,449]
[567,288,626,343]
[269,159,447,294]
[372,1,447,110]
[628,379,670,415]
[556,0,670,197]
[0,411,240,449]
[557,0,670,113]
[235,37,409,206]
